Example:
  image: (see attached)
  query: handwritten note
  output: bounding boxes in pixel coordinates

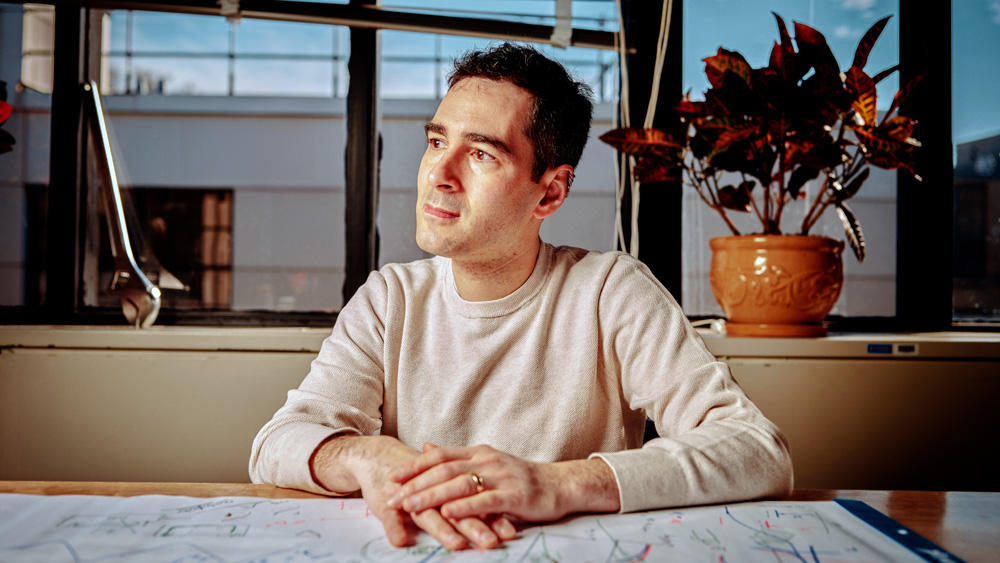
[0,493,934,562]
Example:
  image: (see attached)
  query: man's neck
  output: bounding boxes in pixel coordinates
[450,240,541,302]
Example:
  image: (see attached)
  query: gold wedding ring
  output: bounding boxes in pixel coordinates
[469,473,486,493]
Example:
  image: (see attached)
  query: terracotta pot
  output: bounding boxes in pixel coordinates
[709,235,845,337]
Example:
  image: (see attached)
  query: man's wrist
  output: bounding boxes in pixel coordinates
[309,434,364,494]
[552,457,621,516]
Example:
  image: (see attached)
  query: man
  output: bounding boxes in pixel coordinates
[250,42,792,551]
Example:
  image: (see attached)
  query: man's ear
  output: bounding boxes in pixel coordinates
[534,165,572,220]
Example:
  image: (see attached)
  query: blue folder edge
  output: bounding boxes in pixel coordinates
[834,499,967,563]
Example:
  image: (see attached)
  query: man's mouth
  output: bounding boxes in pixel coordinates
[423,204,460,219]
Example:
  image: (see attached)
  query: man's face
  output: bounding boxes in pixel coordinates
[415,78,548,265]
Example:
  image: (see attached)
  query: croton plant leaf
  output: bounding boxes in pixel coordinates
[703,48,753,89]
[835,202,866,262]
[870,63,899,86]
[786,166,821,199]
[852,16,891,71]
[718,182,754,212]
[633,154,682,183]
[846,67,878,127]
[598,127,682,156]
[840,167,871,200]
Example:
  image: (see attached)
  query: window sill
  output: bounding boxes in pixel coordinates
[3,326,998,360]
[698,329,1000,360]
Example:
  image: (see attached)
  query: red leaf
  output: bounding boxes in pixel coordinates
[870,64,899,86]
[840,167,871,199]
[718,184,752,212]
[852,16,891,71]
[879,116,919,146]
[883,73,925,124]
[675,99,709,117]
[852,125,907,153]
[846,67,877,126]
[633,154,681,183]
[793,21,841,88]
[703,49,752,89]
[599,127,683,156]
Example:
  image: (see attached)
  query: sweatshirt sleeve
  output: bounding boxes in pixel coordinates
[248,271,389,495]
[590,256,793,513]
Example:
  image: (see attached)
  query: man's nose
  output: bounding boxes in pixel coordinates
[427,149,462,190]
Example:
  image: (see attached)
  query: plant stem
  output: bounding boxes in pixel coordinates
[691,160,741,235]
[801,174,831,234]
[741,171,767,227]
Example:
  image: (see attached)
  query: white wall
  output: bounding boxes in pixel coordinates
[2,327,998,492]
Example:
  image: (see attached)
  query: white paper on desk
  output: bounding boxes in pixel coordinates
[0,494,929,562]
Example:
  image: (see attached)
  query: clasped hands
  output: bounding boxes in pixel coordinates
[385,442,567,551]
[314,436,619,551]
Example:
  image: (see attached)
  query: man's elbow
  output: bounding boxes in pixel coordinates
[767,430,795,499]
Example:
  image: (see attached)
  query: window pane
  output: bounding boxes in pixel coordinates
[85,11,349,314]
[377,31,620,268]
[129,12,229,54]
[952,2,1000,322]
[234,59,335,97]
[681,0,900,319]
[235,19,336,56]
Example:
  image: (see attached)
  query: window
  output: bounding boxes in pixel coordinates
[0,1,622,325]
[952,2,1000,322]
[1,1,991,329]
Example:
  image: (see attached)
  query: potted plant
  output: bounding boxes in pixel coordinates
[600,13,922,336]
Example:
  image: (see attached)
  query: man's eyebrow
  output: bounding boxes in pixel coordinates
[424,122,446,137]
[424,121,513,158]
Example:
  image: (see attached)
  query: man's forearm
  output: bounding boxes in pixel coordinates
[550,457,621,516]
[310,434,397,494]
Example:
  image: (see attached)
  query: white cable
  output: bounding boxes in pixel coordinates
[613,0,630,251]
[611,27,626,251]
[643,0,672,128]
[611,0,671,258]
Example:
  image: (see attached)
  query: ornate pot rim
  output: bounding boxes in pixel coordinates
[709,234,846,253]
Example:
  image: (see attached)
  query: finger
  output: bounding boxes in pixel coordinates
[441,491,507,521]
[487,515,518,541]
[390,446,478,482]
[399,471,481,513]
[389,447,450,483]
[377,508,413,548]
[402,460,474,494]
[409,508,468,551]
[422,442,440,452]
[452,516,499,550]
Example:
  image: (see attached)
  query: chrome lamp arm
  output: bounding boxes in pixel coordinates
[82,80,161,328]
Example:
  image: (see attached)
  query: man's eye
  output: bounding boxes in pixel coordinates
[474,149,496,162]
[428,138,445,149]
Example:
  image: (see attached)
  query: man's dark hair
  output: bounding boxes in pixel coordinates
[448,42,595,184]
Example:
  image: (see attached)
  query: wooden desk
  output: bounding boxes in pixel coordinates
[1,482,997,562]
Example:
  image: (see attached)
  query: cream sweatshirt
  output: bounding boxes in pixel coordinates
[249,242,793,512]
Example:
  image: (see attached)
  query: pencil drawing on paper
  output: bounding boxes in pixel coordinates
[0,494,928,562]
